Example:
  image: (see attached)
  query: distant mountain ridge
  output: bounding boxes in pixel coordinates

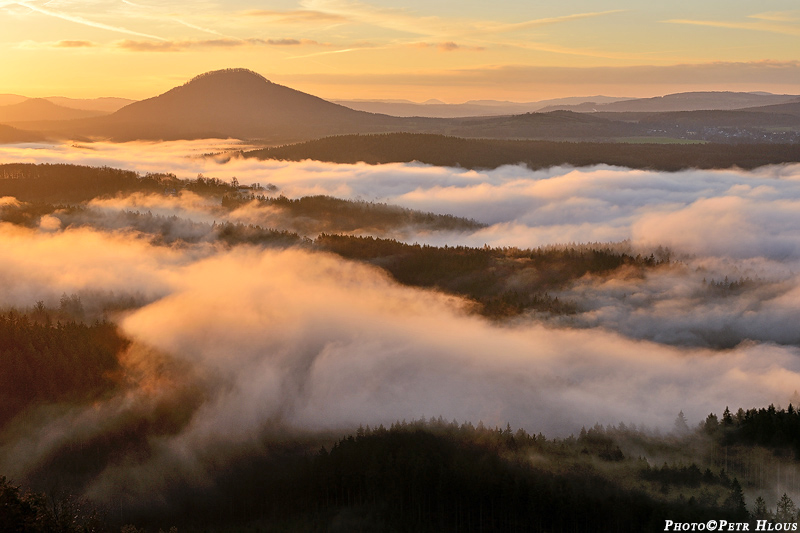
[0,98,107,123]
[4,68,800,144]
[0,94,28,107]
[45,96,135,113]
[0,94,133,113]
[332,96,633,118]
[539,91,799,113]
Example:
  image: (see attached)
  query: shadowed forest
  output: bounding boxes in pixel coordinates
[242,133,800,172]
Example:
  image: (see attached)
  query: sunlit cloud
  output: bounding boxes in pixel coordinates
[243,9,348,24]
[267,38,322,46]
[54,39,96,47]
[411,41,485,52]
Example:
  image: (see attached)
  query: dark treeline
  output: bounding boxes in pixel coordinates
[242,133,800,171]
[6,416,793,532]
[0,307,127,427]
[221,193,486,233]
[0,476,107,533]
[0,164,239,203]
[0,162,483,235]
[316,234,668,317]
[0,164,168,202]
[704,405,800,458]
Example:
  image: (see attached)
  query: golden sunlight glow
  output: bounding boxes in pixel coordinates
[0,1,798,101]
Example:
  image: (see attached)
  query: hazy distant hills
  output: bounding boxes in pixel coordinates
[538,92,800,113]
[0,94,133,113]
[45,96,135,113]
[332,96,633,118]
[4,68,800,144]
[59,68,414,142]
[442,111,638,139]
[0,98,106,123]
[0,94,28,107]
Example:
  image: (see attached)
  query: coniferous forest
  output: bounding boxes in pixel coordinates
[242,133,800,172]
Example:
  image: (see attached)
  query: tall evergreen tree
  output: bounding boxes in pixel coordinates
[776,493,797,522]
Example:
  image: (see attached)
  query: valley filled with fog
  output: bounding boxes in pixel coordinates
[1,140,799,529]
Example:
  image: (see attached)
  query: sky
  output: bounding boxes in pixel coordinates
[1,0,800,102]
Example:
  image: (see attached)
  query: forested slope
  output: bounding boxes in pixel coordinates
[243,133,800,171]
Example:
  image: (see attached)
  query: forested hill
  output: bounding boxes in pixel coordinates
[0,124,45,144]
[242,133,800,171]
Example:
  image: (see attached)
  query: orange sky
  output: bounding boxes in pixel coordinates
[1,1,799,102]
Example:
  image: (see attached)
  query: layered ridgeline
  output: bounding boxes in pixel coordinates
[335,92,800,117]
[0,98,106,123]
[6,68,800,144]
[538,91,800,113]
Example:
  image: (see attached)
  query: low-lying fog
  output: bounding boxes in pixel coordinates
[1,140,799,506]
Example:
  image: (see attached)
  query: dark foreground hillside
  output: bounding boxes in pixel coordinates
[242,133,800,171]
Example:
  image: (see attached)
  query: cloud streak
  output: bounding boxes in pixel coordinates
[282,60,800,93]
[15,0,167,41]
[300,0,620,44]
[243,9,348,24]
[54,39,95,47]
[665,17,800,37]
[115,37,322,52]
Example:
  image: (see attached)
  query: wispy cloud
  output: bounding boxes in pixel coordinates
[300,0,619,42]
[748,10,800,23]
[490,39,663,61]
[665,18,800,37]
[174,18,227,38]
[411,42,485,52]
[244,9,347,24]
[267,38,322,46]
[473,10,624,35]
[283,41,379,59]
[14,0,167,40]
[116,37,322,52]
[285,60,800,88]
[55,39,96,48]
